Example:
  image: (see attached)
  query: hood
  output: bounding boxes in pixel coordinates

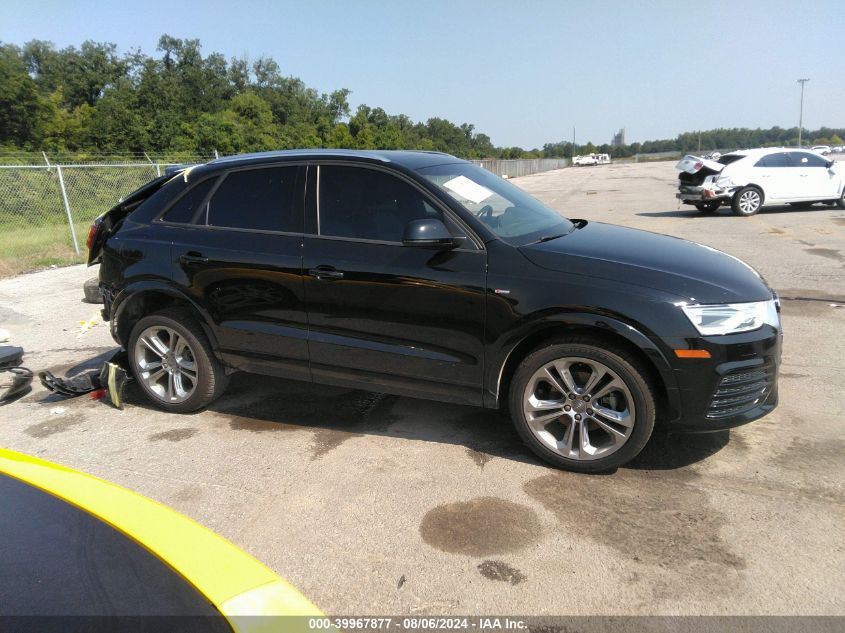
[519,222,772,303]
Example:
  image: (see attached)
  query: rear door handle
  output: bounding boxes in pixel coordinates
[308,266,344,281]
[179,252,209,264]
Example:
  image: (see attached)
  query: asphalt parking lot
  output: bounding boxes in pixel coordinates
[0,160,843,616]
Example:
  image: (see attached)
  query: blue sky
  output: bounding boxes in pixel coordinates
[2,0,843,148]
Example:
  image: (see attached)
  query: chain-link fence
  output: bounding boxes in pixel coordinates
[0,154,569,277]
[0,156,213,276]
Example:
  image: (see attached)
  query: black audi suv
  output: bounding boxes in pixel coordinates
[88,150,781,472]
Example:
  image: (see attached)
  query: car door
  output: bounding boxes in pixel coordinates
[163,164,310,382]
[302,163,487,406]
[788,151,838,199]
[753,151,795,200]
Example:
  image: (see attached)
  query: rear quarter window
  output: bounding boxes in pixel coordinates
[162,178,217,224]
[205,166,300,232]
[788,152,827,167]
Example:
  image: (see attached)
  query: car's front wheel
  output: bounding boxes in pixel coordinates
[732,186,764,216]
[837,188,845,209]
[128,308,229,413]
[508,339,656,472]
[694,201,721,213]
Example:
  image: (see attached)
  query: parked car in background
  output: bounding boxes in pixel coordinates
[676,148,844,215]
[811,145,831,155]
[573,153,610,166]
[573,154,597,166]
[88,149,781,472]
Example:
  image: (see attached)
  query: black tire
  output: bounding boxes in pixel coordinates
[731,186,764,216]
[694,201,721,213]
[83,277,103,304]
[508,338,656,473]
[837,189,845,209]
[128,307,229,413]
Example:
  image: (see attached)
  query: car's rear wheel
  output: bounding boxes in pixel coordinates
[694,201,721,213]
[732,186,763,216]
[508,340,655,472]
[128,308,229,413]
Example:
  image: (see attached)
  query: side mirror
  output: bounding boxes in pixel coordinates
[825,160,835,169]
[402,218,463,249]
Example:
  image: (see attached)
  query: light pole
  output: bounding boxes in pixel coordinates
[797,78,810,147]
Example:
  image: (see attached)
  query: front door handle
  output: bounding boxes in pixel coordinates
[308,266,344,281]
[179,252,209,264]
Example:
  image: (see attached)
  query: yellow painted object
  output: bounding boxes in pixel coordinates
[0,448,321,631]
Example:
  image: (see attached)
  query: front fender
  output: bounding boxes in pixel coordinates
[485,311,680,418]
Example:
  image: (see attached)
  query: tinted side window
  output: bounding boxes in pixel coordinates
[789,152,827,167]
[755,153,792,168]
[319,166,447,242]
[162,178,216,223]
[206,167,300,232]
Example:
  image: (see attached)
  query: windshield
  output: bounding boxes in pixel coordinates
[418,163,573,245]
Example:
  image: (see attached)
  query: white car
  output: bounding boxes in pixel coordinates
[811,145,831,155]
[676,148,844,216]
[572,153,611,166]
[573,154,598,166]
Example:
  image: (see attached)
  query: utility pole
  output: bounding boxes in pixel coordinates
[698,130,702,153]
[797,78,810,147]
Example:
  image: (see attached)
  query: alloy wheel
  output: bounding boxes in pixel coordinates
[522,357,636,461]
[737,189,761,214]
[133,326,198,403]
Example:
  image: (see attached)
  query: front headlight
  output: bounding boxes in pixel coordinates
[681,300,779,336]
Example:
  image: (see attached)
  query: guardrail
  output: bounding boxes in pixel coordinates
[476,158,569,178]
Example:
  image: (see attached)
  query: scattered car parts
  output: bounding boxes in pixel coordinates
[38,349,131,409]
[0,346,32,404]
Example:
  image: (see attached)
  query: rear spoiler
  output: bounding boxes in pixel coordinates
[164,163,200,176]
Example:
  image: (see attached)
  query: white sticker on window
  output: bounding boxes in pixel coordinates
[443,175,494,204]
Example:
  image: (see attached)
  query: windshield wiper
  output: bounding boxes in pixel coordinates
[531,233,567,244]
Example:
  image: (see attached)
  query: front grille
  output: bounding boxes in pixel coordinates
[706,365,775,420]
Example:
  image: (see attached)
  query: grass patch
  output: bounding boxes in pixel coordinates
[0,223,85,277]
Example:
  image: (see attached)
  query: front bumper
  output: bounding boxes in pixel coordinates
[661,323,782,432]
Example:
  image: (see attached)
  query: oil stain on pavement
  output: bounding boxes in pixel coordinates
[25,413,85,438]
[419,497,541,557]
[523,470,746,574]
[148,428,198,442]
[466,448,493,469]
[477,560,527,585]
[804,247,843,262]
[220,376,400,459]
